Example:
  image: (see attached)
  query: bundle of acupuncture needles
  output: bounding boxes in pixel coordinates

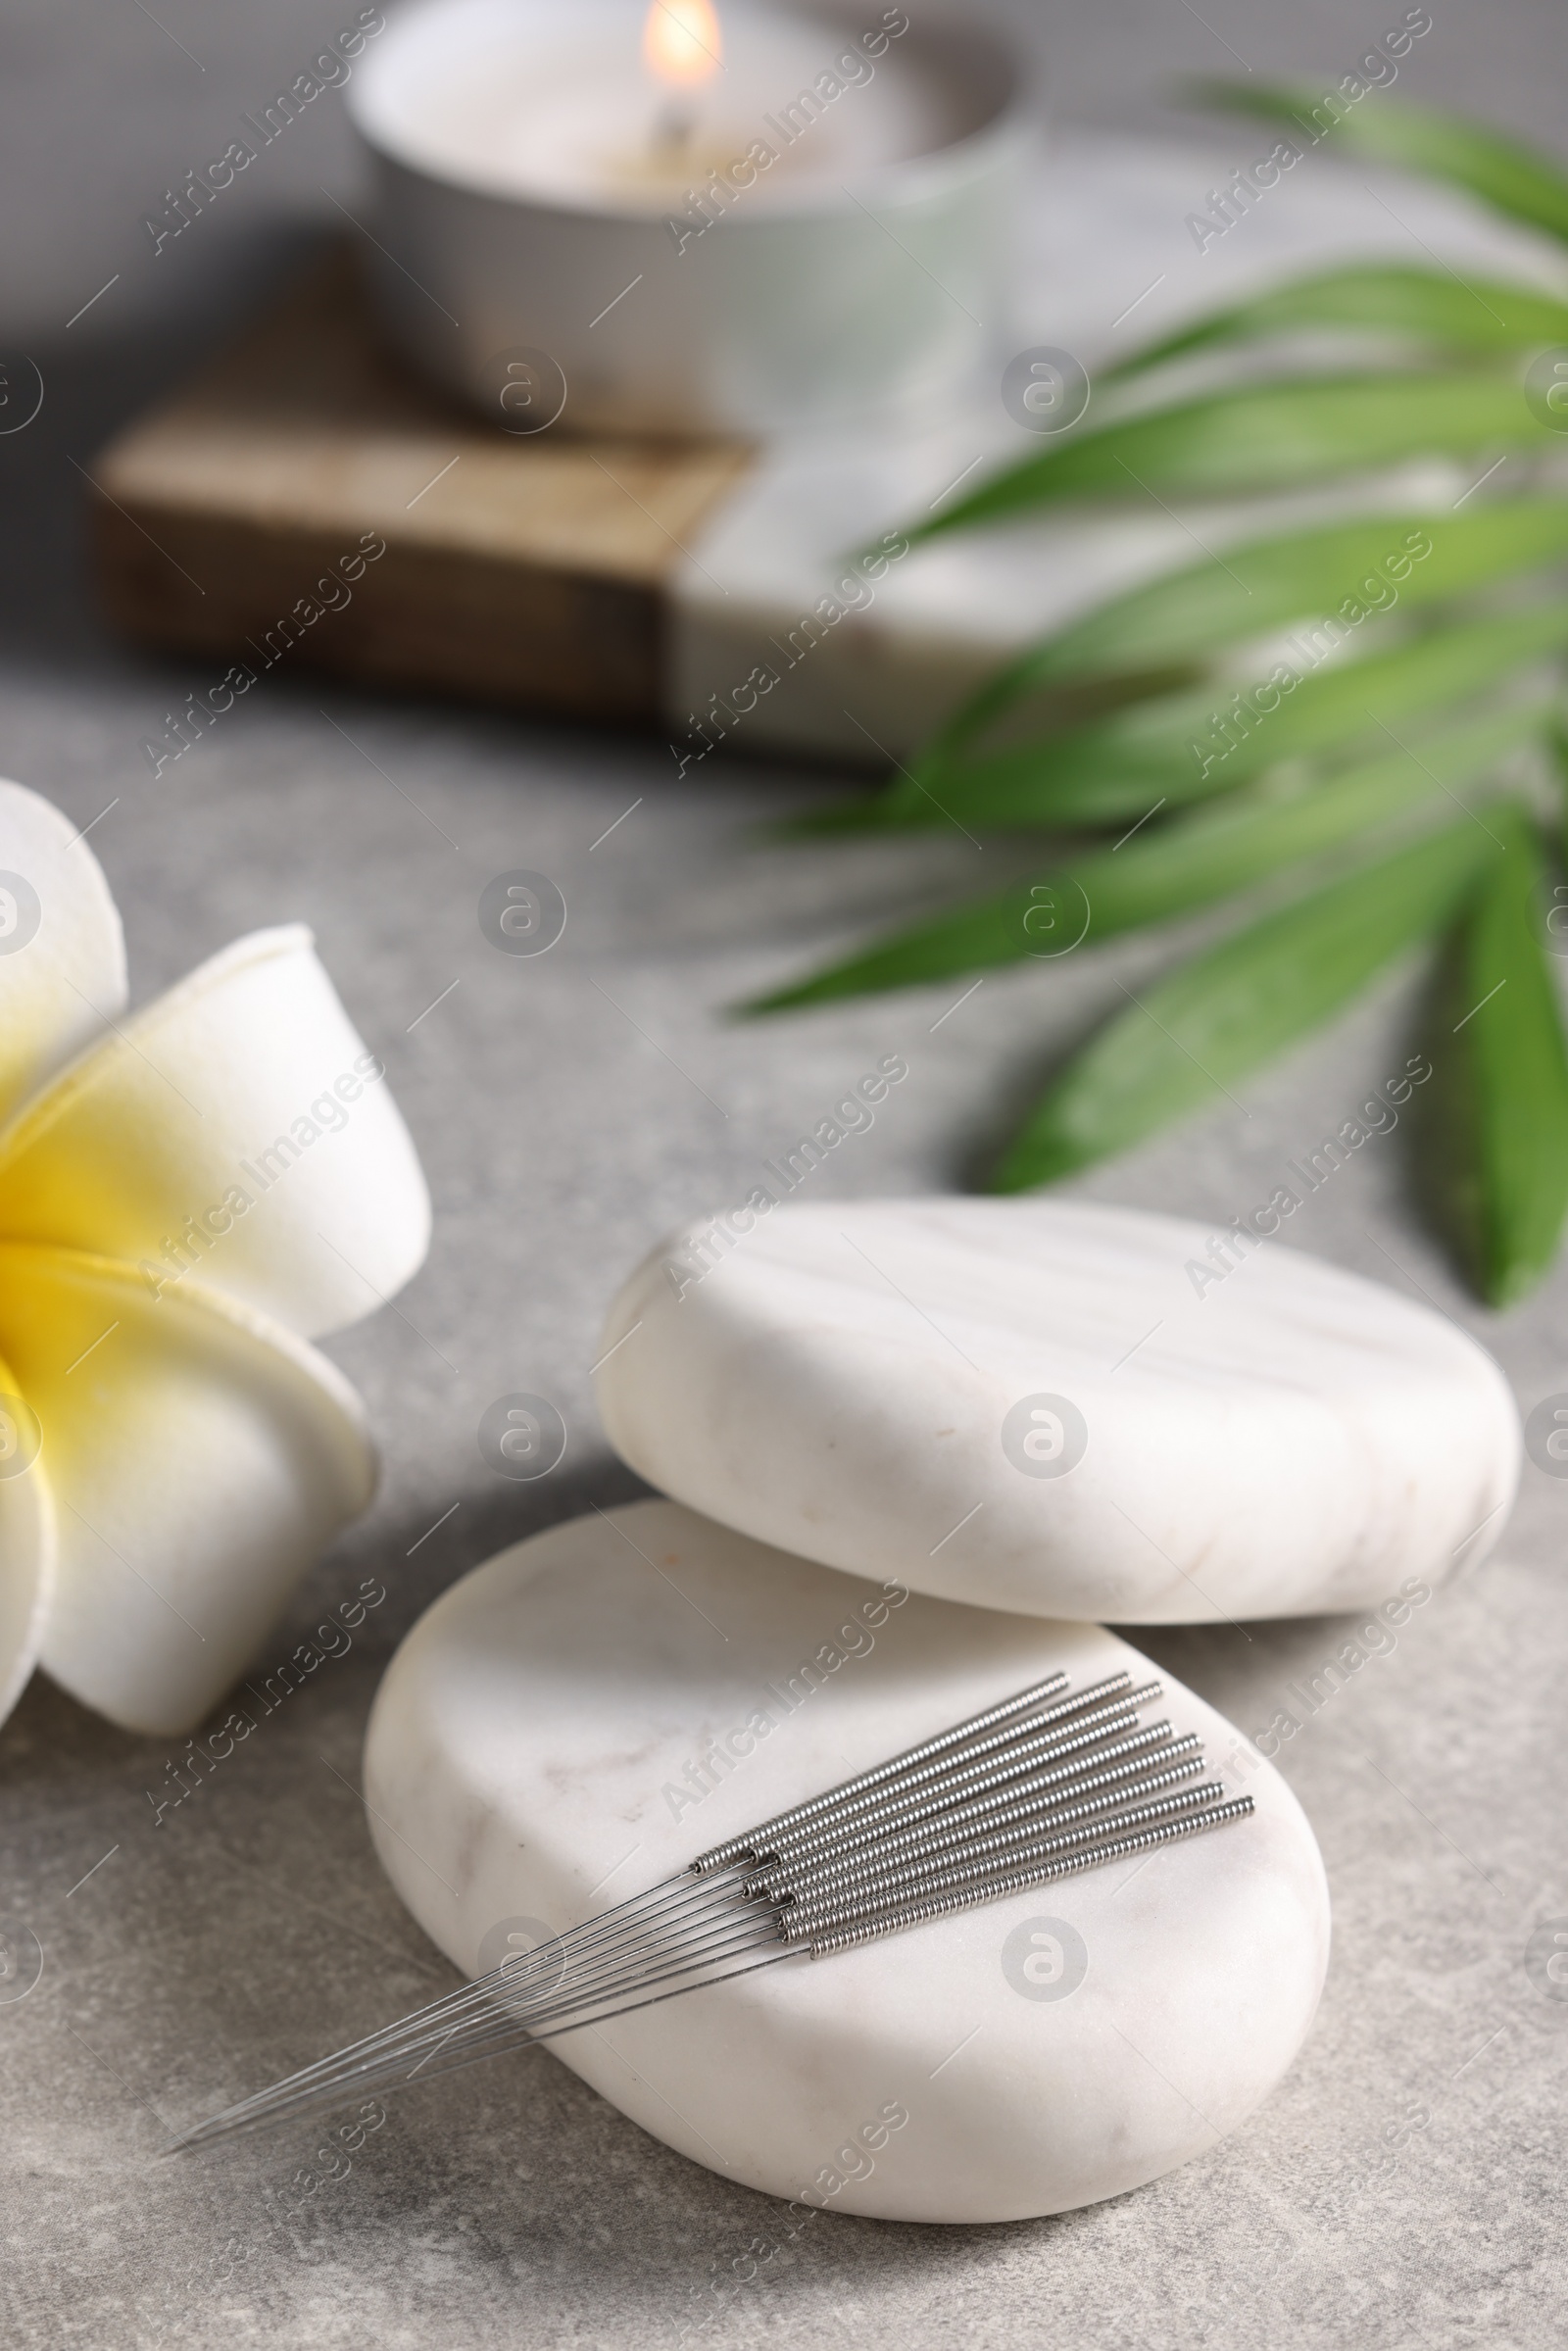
[172,1666,1252,2153]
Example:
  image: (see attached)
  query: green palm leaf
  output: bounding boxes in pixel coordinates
[876,603,1568,831]
[770,87,1568,1303]
[921,500,1568,774]
[992,816,1500,1191]
[909,374,1555,543]
[1457,806,1568,1304]
[1108,265,1568,376]
[805,502,1568,837]
[750,703,1544,1012]
[1187,79,1568,247]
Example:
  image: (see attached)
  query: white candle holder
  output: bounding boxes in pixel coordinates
[348,0,1030,438]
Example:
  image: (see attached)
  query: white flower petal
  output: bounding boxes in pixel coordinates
[0,777,127,1126]
[0,925,429,1340]
[0,1352,54,1734]
[0,1246,377,1737]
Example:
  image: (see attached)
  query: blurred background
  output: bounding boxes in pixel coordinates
[4,0,1564,665]
[3,0,1564,349]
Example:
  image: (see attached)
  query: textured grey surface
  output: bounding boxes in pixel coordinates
[4,2,1568,2346]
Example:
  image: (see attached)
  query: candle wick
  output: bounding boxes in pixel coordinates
[650,95,697,159]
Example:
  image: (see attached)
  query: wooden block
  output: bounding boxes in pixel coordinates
[89,254,755,723]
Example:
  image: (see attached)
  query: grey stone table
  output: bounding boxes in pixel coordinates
[3,2,1568,2344]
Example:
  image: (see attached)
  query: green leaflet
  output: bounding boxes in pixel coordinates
[1187,80,1568,248]
[1108,265,1568,376]
[747,703,1546,1012]
[1457,807,1568,1304]
[992,816,1500,1191]
[877,602,1568,831]
[920,501,1568,774]
[908,374,1556,541]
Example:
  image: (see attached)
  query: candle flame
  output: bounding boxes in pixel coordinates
[642,0,722,89]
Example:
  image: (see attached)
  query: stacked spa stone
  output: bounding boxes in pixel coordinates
[366,1199,1519,2221]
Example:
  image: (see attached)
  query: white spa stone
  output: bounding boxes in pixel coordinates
[594,1199,1520,1624]
[364,1500,1329,2222]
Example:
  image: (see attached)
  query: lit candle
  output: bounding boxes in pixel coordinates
[390,0,958,209]
[349,0,1028,436]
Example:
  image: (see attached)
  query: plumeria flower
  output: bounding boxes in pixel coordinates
[0,779,429,1738]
